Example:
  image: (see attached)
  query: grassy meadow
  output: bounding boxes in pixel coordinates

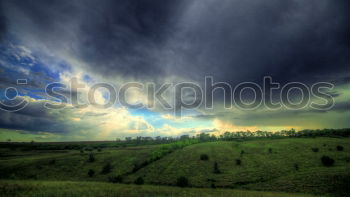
[0,137,349,196]
[0,180,322,197]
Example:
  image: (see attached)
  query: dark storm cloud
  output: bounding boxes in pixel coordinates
[166,0,350,84]
[3,0,185,79]
[3,0,350,84]
[0,2,6,41]
[0,98,68,133]
[0,110,66,133]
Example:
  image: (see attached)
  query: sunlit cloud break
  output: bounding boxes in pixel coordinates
[1,0,350,141]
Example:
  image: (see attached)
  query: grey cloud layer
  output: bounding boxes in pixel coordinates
[1,0,350,137]
[2,0,350,84]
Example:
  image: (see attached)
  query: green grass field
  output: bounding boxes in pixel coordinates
[1,137,349,196]
[0,180,322,197]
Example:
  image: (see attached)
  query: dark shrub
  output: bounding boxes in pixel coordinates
[344,157,350,163]
[88,169,95,177]
[336,145,344,151]
[200,154,209,161]
[176,176,189,187]
[268,148,272,154]
[97,148,102,152]
[311,148,319,152]
[80,149,84,154]
[134,177,144,185]
[109,175,123,183]
[101,163,112,174]
[240,150,245,155]
[207,178,216,182]
[88,153,95,162]
[211,183,216,189]
[321,156,335,167]
[85,147,93,151]
[140,160,149,168]
[213,162,221,174]
[294,163,299,171]
[132,161,150,173]
[132,164,140,173]
[236,159,241,166]
[49,159,56,165]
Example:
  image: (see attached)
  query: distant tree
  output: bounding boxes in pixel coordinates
[88,153,95,162]
[134,177,144,185]
[213,162,221,174]
[97,148,102,152]
[268,148,273,154]
[336,145,344,151]
[236,159,241,166]
[88,169,95,177]
[176,176,189,187]
[211,183,216,189]
[80,149,84,154]
[294,163,299,171]
[311,147,319,152]
[200,154,209,161]
[49,159,56,165]
[109,175,123,183]
[321,156,335,167]
[101,163,112,174]
[132,164,141,173]
[240,150,245,156]
[85,147,93,151]
[198,133,211,141]
[125,137,132,142]
[180,135,190,140]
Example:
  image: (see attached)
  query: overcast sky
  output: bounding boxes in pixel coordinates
[1,0,350,141]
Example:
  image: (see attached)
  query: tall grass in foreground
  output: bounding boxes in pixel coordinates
[0,180,323,197]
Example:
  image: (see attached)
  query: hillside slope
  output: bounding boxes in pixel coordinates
[0,137,349,196]
[125,138,350,195]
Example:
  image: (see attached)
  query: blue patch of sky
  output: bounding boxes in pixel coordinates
[0,38,72,101]
[128,108,212,129]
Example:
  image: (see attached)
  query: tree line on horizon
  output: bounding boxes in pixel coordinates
[124,128,350,143]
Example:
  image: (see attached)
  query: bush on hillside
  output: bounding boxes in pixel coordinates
[49,159,56,165]
[85,147,93,152]
[88,153,95,162]
[213,162,221,174]
[236,159,241,166]
[311,147,319,152]
[336,145,344,151]
[211,183,216,189]
[88,169,95,177]
[134,177,144,185]
[268,148,272,154]
[101,163,112,174]
[294,163,299,171]
[200,154,209,160]
[176,176,189,187]
[321,156,335,167]
[108,175,123,183]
